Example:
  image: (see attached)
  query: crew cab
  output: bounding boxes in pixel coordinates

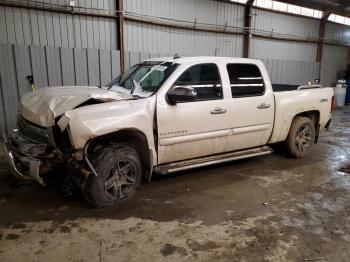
[1,57,333,208]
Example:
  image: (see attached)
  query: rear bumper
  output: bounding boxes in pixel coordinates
[1,130,60,184]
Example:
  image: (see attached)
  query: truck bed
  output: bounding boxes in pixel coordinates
[269,87,334,144]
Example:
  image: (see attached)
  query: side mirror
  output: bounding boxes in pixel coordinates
[166,85,197,105]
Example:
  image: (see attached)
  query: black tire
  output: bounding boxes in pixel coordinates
[83,144,142,208]
[286,116,315,158]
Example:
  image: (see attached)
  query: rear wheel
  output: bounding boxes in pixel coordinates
[286,116,315,158]
[83,144,142,208]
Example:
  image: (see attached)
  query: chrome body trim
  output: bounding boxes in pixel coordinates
[1,133,30,180]
[154,146,273,174]
[1,131,46,184]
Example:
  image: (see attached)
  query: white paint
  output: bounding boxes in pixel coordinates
[19,86,132,127]
[18,56,334,168]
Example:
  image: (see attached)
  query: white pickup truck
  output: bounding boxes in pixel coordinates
[2,56,333,208]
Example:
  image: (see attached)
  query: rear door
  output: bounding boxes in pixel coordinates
[224,63,275,152]
[156,63,230,164]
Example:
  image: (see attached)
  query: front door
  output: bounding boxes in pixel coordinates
[156,63,229,164]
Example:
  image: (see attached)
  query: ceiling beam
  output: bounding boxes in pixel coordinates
[338,0,350,8]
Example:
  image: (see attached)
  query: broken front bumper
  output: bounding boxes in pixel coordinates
[1,130,61,184]
[1,132,39,181]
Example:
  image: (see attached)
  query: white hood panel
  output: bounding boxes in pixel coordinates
[19,86,131,126]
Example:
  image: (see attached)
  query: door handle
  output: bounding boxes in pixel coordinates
[257,103,271,109]
[210,107,227,114]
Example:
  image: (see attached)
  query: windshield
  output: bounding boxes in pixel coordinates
[105,61,179,98]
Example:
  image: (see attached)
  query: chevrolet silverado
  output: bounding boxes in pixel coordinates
[1,56,333,208]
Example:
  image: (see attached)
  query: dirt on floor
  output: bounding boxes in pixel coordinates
[0,107,350,262]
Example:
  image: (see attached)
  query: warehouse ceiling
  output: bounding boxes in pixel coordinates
[277,0,350,17]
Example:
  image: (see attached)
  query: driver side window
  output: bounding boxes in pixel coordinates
[174,63,223,101]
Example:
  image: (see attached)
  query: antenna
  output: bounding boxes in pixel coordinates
[173,53,181,59]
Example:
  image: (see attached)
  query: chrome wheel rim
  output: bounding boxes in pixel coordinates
[104,159,137,200]
[295,125,312,153]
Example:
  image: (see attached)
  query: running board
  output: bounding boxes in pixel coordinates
[154,146,273,174]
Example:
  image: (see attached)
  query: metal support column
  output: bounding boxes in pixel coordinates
[316,12,330,63]
[117,0,125,72]
[316,12,330,79]
[243,0,254,58]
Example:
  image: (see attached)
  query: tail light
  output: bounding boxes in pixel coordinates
[331,95,336,111]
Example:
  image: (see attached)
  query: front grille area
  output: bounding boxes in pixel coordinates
[17,115,51,143]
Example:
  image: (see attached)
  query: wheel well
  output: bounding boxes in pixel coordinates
[87,129,152,180]
[294,110,320,142]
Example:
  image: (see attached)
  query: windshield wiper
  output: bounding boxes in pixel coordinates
[107,84,131,96]
[133,93,148,99]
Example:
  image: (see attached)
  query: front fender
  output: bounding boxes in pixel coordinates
[57,97,157,153]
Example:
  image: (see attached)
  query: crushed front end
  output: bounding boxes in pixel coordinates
[1,115,64,184]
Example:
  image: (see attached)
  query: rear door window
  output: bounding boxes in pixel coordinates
[226,64,265,98]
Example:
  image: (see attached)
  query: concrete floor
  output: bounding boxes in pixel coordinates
[0,107,349,262]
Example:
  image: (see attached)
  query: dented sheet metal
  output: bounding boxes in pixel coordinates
[19,86,132,127]
[57,97,157,151]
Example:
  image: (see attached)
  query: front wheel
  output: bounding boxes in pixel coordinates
[83,144,142,208]
[285,116,315,158]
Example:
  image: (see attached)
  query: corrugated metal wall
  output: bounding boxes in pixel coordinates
[123,0,349,87]
[251,8,319,39]
[321,45,348,86]
[124,0,245,27]
[123,0,245,57]
[124,21,244,57]
[260,58,320,86]
[0,43,121,132]
[250,8,320,86]
[325,22,350,43]
[0,1,118,49]
[251,38,320,86]
[0,1,120,134]
[320,22,350,86]
[251,38,317,61]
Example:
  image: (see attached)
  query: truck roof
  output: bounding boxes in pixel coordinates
[145,56,262,64]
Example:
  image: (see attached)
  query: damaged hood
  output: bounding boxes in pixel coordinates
[19,86,132,127]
